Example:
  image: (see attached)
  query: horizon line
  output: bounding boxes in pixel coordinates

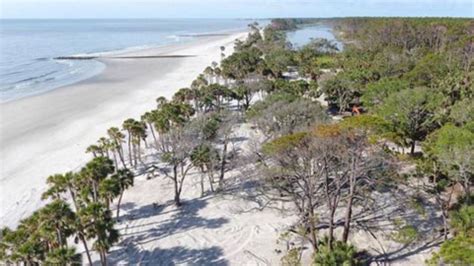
[1,15,472,20]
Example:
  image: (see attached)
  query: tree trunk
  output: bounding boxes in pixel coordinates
[116,191,124,220]
[342,194,354,243]
[218,140,228,190]
[208,166,215,192]
[133,143,138,168]
[308,207,318,252]
[200,174,205,197]
[410,140,416,155]
[244,93,251,110]
[79,233,93,266]
[99,250,107,266]
[137,141,143,164]
[328,205,336,250]
[442,209,449,240]
[117,146,127,169]
[149,123,158,147]
[173,165,181,206]
[127,132,133,166]
[112,151,118,171]
[56,227,63,247]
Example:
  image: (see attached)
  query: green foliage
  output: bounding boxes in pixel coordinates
[270,18,299,31]
[0,200,79,264]
[295,40,338,79]
[340,115,390,138]
[409,195,427,217]
[391,225,418,244]
[272,79,311,96]
[191,143,220,169]
[449,98,474,126]
[281,248,302,266]
[427,234,474,265]
[424,124,474,191]
[361,78,408,109]
[375,87,444,153]
[45,247,82,265]
[246,92,299,119]
[262,132,308,155]
[250,98,328,137]
[313,238,361,266]
[450,204,474,236]
[221,47,263,80]
[264,48,295,78]
[405,54,450,86]
[321,72,360,112]
[428,204,474,265]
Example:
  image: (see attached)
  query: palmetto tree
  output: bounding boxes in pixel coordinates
[112,169,134,219]
[45,247,82,265]
[97,137,112,159]
[42,172,94,265]
[204,66,214,84]
[214,66,222,85]
[79,202,118,266]
[0,200,82,265]
[86,144,103,158]
[220,45,226,60]
[130,120,147,166]
[122,118,137,167]
[156,96,168,108]
[37,200,76,248]
[78,157,115,203]
[191,143,219,196]
[141,111,159,147]
[107,127,127,169]
[98,178,121,210]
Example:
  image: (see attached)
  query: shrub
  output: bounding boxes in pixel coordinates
[391,225,418,244]
[313,238,362,266]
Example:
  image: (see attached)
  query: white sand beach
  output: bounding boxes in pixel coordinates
[0,31,248,228]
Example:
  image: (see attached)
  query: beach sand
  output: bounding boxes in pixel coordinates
[0,31,248,228]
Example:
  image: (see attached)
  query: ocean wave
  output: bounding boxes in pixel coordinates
[14,70,58,84]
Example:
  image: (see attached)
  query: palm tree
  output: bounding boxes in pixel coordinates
[79,157,115,203]
[112,169,134,219]
[45,247,82,265]
[214,67,222,85]
[107,127,127,169]
[38,200,76,248]
[130,121,147,166]
[141,111,159,147]
[42,172,94,265]
[97,137,112,159]
[122,118,136,167]
[79,202,118,266]
[98,178,121,210]
[86,144,103,158]
[204,66,214,84]
[156,96,167,108]
[191,143,219,196]
[220,45,226,61]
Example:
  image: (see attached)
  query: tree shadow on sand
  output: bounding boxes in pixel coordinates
[106,244,228,265]
[107,197,229,265]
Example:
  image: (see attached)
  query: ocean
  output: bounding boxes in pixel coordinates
[0,19,253,102]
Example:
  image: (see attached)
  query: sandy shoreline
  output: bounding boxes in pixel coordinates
[0,31,247,228]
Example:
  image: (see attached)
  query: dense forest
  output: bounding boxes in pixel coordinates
[1,18,472,265]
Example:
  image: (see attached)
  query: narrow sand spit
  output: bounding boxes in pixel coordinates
[0,31,248,228]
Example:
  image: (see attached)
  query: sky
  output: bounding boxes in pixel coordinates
[1,0,472,19]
